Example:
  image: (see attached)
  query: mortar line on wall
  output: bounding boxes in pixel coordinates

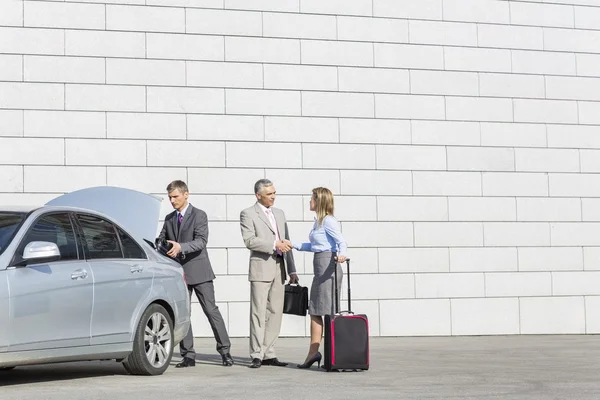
[518,297,521,334]
[372,93,376,119]
[542,27,546,52]
[584,295,588,334]
[104,4,107,30]
[377,299,381,337]
[483,272,487,297]
[511,98,515,123]
[543,75,547,99]
[372,42,375,68]
[449,298,453,336]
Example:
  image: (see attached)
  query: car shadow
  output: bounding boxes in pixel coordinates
[0,361,128,386]
[173,353,253,368]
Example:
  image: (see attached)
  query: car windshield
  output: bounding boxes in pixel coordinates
[0,212,26,256]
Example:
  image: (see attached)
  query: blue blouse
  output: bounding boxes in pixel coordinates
[293,215,348,256]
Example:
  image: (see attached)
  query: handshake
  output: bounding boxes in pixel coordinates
[275,239,293,253]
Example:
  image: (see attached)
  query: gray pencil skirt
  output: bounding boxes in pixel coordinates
[309,252,343,316]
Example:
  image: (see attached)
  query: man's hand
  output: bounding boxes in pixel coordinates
[288,273,299,284]
[167,240,182,257]
[275,240,293,253]
[336,255,347,263]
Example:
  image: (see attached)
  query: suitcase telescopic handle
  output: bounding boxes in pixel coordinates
[334,257,351,314]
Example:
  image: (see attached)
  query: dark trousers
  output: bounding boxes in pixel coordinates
[180,280,231,359]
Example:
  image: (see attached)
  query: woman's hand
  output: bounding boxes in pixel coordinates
[336,255,347,263]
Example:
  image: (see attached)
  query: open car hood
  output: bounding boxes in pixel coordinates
[46,186,162,242]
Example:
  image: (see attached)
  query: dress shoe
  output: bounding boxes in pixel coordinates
[221,353,234,367]
[249,358,261,368]
[297,352,322,369]
[262,358,288,367]
[175,358,195,368]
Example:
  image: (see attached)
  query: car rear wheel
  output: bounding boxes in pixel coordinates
[123,304,173,376]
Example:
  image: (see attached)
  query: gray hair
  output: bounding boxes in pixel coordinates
[254,179,273,194]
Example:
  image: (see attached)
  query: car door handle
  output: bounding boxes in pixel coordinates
[71,269,88,280]
[130,265,143,274]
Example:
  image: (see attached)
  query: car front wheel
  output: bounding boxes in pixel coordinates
[123,303,174,375]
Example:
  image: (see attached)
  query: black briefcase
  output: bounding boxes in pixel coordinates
[283,284,308,316]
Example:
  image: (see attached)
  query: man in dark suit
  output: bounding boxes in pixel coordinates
[158,180,233,367]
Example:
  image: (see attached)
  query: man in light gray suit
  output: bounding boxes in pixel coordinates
[240,179,298,369]
[158,180,233,368]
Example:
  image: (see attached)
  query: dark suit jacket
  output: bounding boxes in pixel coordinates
[158,204,215,285]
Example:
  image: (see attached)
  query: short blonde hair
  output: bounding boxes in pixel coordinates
[312,187,334,225]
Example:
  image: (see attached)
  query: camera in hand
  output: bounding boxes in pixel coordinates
[155,238,173,256]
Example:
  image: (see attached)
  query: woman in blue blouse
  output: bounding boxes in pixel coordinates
[293,187,347,369]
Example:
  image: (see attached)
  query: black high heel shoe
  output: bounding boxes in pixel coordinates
[297,352,322,369]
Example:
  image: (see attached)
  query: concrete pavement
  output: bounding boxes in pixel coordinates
[1,335,599,399]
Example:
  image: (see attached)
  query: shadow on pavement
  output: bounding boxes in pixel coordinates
[0,361,128,386]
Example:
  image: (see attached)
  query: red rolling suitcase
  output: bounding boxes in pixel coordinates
[323,258,370,372]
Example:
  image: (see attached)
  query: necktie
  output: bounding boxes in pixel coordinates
[266,209,282,256]
[178,213,183,226]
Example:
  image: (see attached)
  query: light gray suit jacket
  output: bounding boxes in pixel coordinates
[240,203,296,283]
[158,205,215,285]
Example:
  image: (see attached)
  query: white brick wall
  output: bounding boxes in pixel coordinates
[2,0,600,338]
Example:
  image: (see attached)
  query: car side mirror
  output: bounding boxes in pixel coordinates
[21,241,61,265]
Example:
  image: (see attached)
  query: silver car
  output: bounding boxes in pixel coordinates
[0,187,190,375]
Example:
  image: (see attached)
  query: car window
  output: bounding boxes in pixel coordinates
[0,212,26,256]
[77,214,123,260]
[117,227,147,259]
[21,213,79,261]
